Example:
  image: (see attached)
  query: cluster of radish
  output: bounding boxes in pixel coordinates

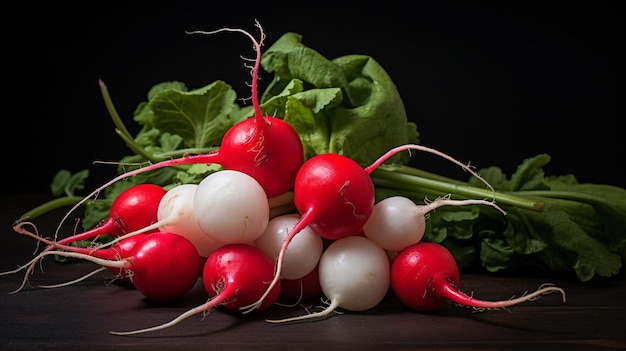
[5,21,566,336]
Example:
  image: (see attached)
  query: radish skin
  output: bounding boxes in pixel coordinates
[391,242,566,311]
[109,243,280,336]
[157,184,222,257]
[193,170,269,244]
[363,195,501,252]
[14,227,201,302]
[267,236,390,323]
[278,264,323,301]
[6,184,166,293]
[255,214,323,280]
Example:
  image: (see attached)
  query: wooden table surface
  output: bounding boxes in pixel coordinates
[1,194,625,351]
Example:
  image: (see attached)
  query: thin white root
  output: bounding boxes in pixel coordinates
[364,144,504,213]
[421,195,507,216]
[5,221,55,293]
[38,267,109,289]
[508,283,567,305]
[461,283,566,312]
[266,298,341,323]
[109,299,213,336]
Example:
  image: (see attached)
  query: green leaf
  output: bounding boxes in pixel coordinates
[172,163,223,185]
[508,154,553,191]
[480,237,515,273]
[512,202,622,281]
[148,80,238,148]
[282,90,342,159]
[260,32,419,166]
[50,169,89,197]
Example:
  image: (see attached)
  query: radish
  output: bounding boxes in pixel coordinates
[6,184,166,293]
[100,170,269,257]
[363,195,500,252]
[109,243,280,336]
[156,183,222,257]
[57,183,166,243]
[192,170,269,244]
[242,143,506,312]
[16,228,201,302]
[267,236,390,323]
[255,213,323,280]
[391,242,566,311]
[279,264,323,301]
[41,234,149,287]
[56,22,303,236]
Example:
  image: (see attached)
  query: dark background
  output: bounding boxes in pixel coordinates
[6,1,624,195]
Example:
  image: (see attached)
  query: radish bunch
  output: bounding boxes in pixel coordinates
[3,22,569,336]
[240,143,506,313]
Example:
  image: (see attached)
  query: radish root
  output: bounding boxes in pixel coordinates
[266,298,344,323]
[453,283,567,312]
[38,267,110,289]
[109,299,216,336]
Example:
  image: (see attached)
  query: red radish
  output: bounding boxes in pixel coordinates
[52,183,166,241]
[242,143,505,313]
[69,184,166,244]
[267,236,390,323]
[7,184,166,293]
[109,243,280,335]
[57,22,303,234]
[391,242,566,311]
[40,234,148,287]
[363,195,500,252]
[279,264,322,301]
[16,227,201,302]
[54,184,166,244]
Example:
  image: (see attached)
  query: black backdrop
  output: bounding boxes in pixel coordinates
[6,1,624,195]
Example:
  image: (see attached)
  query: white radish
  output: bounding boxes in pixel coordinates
[266,235,390,323]
[193,170,269,244]
[255,214,323,280]
[157,184,222,257]
[363,195,503,252]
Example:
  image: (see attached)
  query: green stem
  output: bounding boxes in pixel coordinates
[99,80,134,142]
[114,129,164,164]
[371,168,544,212]
[156,147,218,158]
[99,80,166,164]
[19,196,84,221]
